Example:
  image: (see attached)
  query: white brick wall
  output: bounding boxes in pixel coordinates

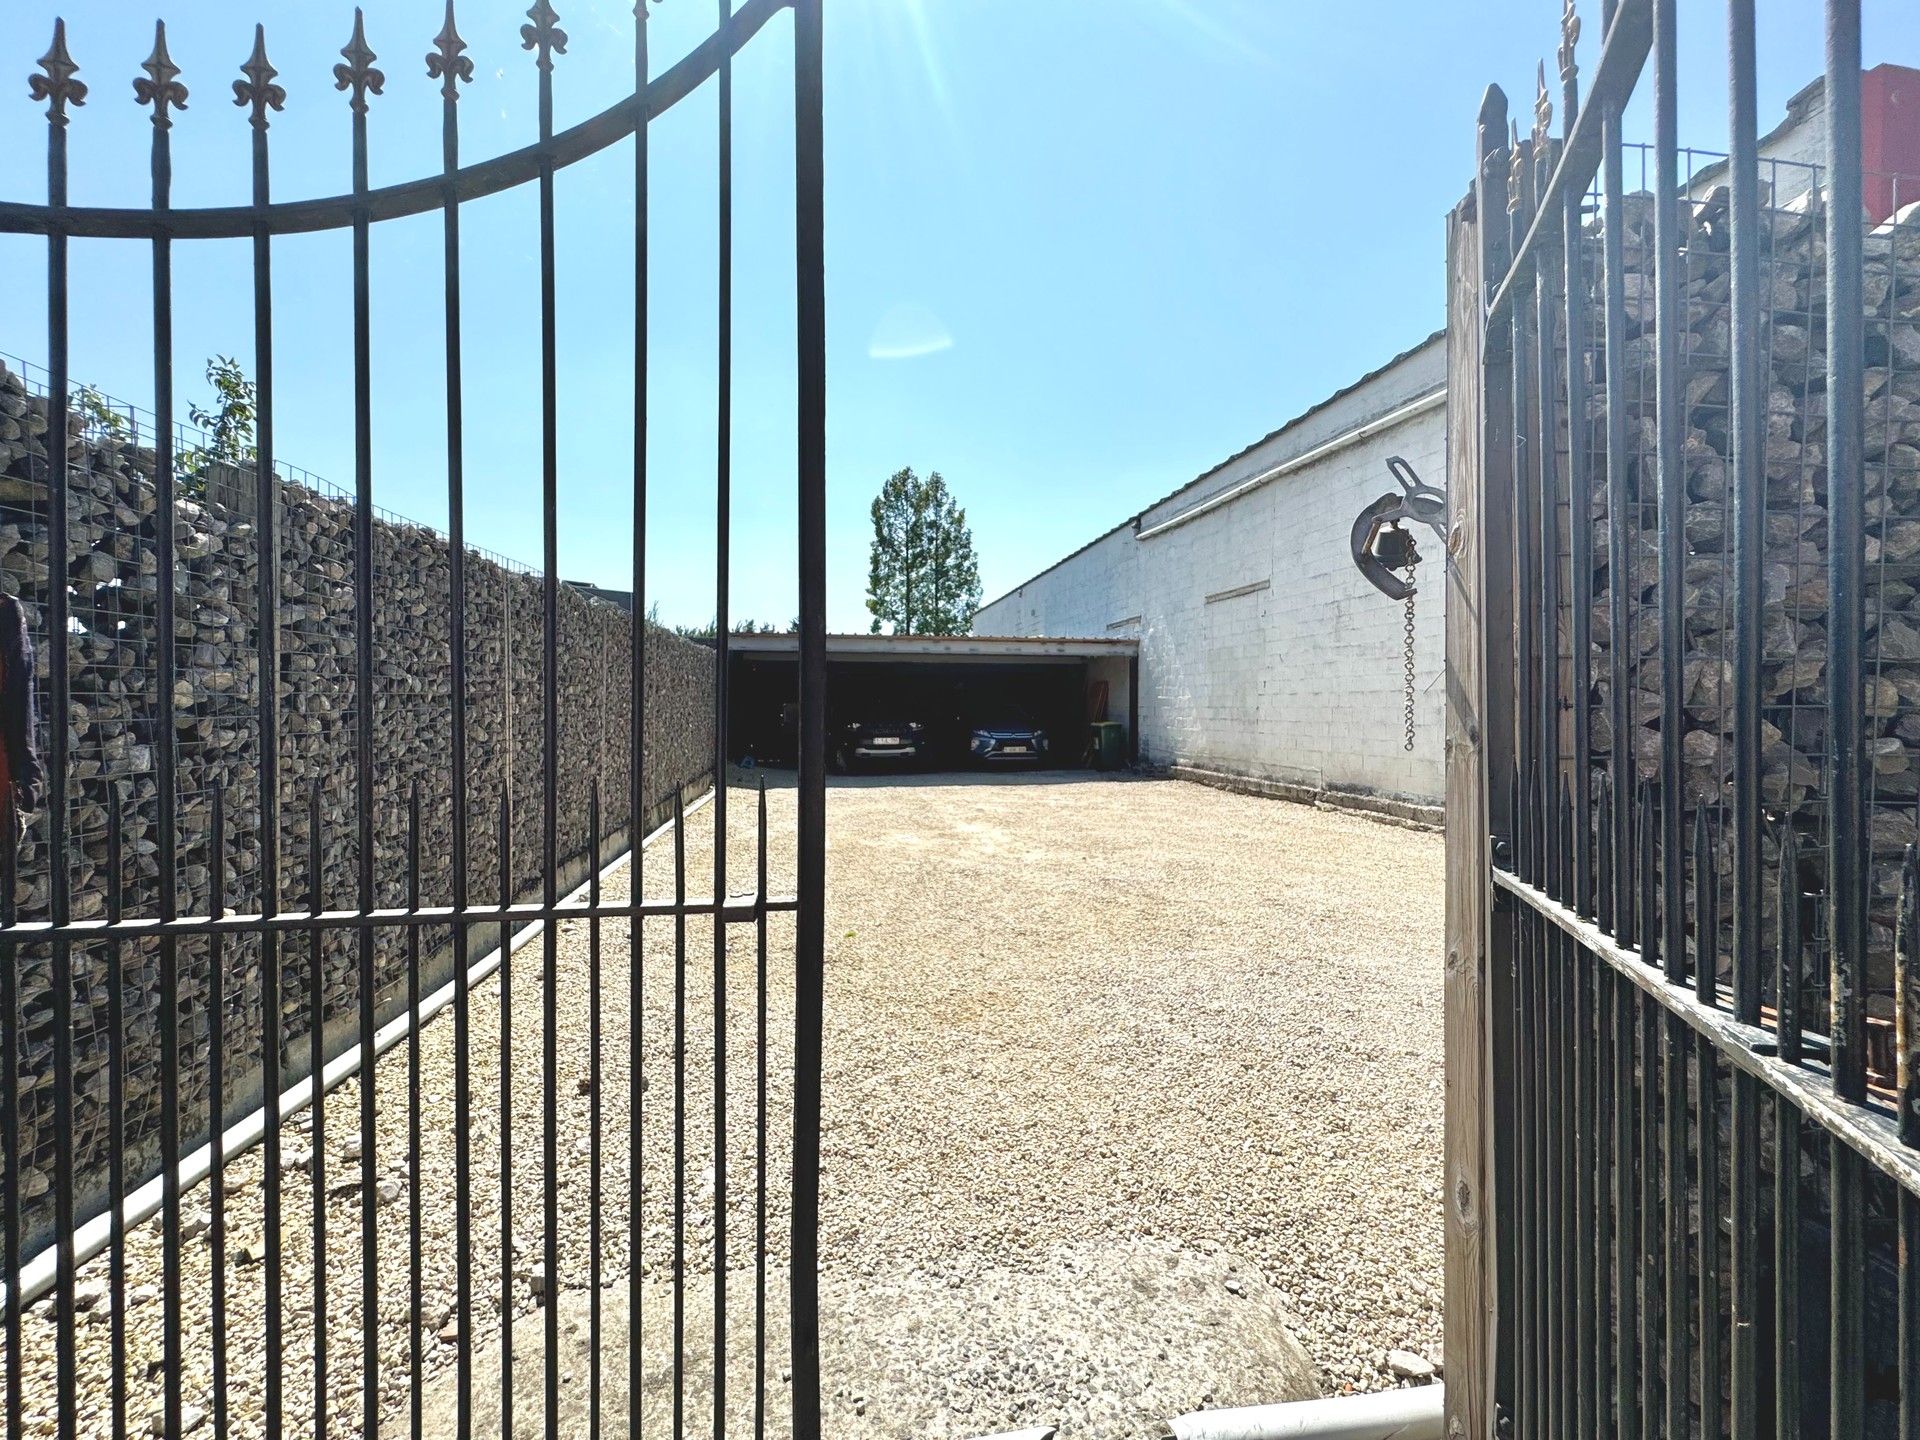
[976,336,1449,804]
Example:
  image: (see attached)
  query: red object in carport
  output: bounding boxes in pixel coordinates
[1864,63,1920,224]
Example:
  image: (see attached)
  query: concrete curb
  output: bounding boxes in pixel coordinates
[1167,764,1443,831]
[1169,1385,1445,1439]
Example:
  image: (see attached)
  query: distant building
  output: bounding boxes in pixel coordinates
[976,67,1919,820]
[1687,66,1920,221]
[976,334,1447,820]
[565,581,634,614]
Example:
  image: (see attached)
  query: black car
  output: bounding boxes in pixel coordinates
[834,717,930,770]
[966,708,1049,765]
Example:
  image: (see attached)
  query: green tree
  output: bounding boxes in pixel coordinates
[865,467,980,635]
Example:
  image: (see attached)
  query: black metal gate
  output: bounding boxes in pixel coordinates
[1448,0,1920,1436]
[0,2,826,1437]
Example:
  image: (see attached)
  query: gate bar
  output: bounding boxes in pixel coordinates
[30,23,82,1439]
[1637,986,1657,1433]
[755,777,771,1437]
[431,6,477,1432]
[105,807,128,1440]
[1651,0,1685,989]
[1600,25,1632,949]
[306,780,330,1438]
[530,3,565,1428]
[138,22,187,1438]
[345,13,385,1430]
[210,793,230,1440]
[407,782,427,1440]
[497,792,516,1435]
[715,3,736,1428]
[1825,1,1868,1106]
[628,6,652,1436]
[1826,4,1869,1429]
[1725,9,1763,1431]
[239,25,290,1440]
[588,785,605,1440]
[793,0,828,1429]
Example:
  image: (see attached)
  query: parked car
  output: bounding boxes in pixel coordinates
[966,708,1049,765]
[834,717,930,771]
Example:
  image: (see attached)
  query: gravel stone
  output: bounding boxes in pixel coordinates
[1383,1349,1435,1383]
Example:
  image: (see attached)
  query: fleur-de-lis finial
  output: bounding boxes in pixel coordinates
[1533,61,1552,153]
[234,25,286,128]
[1558,0,1581,88]
[134,20,189,129]
[1507,119,1524,213]
[29,18,87,126]
[522,0,569,70]
[334,8,384,115]
[427,0,475,99]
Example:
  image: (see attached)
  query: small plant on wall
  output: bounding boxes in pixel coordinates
[177,354,257,498]
[74,384,129,446]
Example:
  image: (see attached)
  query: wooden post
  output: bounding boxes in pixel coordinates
[1445,116,1511,1436]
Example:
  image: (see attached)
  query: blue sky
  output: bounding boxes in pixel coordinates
[1,1,1915,630]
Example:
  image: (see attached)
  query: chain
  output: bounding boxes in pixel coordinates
[1403,555,1418,752]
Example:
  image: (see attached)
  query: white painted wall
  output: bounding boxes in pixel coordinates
[975,336,1449,804]
[1687,76,1825,205]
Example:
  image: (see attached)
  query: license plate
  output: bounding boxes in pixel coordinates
[1001,744,1029,754]
[872,736,901,746]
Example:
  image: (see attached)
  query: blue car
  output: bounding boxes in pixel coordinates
[967,708,1048,766]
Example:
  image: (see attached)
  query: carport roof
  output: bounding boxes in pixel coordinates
[727,633,1136,660]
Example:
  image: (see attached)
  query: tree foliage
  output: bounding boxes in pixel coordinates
[865,467,980,636]
[185,355,258,468]
[176,355,259,499]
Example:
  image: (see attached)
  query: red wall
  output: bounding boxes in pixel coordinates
[1863,64,1920,223]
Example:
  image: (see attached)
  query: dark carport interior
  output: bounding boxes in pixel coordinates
[724,634,1138,771]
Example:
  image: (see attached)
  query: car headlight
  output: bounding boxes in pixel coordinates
[1033,731,1047,748]
[970,735,990,754]
[907,722,924,732]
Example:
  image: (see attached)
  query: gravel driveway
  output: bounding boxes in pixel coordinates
[809,773,1445,1417]
[5,772,1444,1439]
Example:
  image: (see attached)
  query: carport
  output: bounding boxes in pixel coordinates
[726,633,1139,769]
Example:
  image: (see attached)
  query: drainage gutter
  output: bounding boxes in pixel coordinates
[1168,1386,1445,1440]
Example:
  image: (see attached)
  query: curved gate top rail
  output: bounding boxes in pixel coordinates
[0,0,789,239]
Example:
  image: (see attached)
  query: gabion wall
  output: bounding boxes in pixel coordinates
[1574,156,1920,1061]
[0,356,715,1253]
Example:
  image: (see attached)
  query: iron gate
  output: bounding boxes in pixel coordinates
[0,1,827,1437]
[1446,0,1920,1436]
